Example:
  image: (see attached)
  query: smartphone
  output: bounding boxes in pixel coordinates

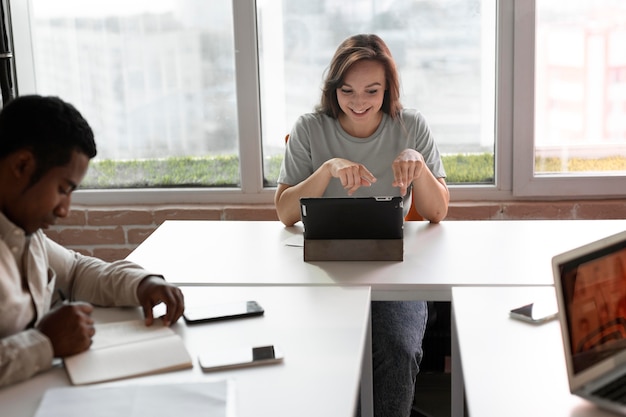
[183,301,264,324]
[199,345,284,372]
[509,301,558,324]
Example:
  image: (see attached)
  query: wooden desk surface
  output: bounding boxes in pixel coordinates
[453,286,617,417]
[127,219,626,300]
[0,286,371,417]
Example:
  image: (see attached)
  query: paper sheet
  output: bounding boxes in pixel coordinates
[34,380,236,417]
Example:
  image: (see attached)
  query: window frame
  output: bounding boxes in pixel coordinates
[512,0,626,198]
[10,0,621,206]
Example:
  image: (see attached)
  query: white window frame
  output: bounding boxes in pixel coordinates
[12,0,619,205]
[512,0,626,198]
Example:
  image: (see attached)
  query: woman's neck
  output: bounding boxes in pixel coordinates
[338,112,383,138]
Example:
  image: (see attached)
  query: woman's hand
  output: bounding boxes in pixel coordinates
[325,158,377,195]
[392,149,426,196]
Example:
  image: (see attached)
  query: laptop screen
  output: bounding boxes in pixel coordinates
[557,239,626,374]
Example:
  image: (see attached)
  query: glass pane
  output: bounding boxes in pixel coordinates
[535,0,626,175]
[29,0,239,188]
[258,0,495,185]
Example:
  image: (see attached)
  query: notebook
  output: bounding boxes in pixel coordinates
[552,230,626,414]
[299,196,404,240]
[64,319,192,385]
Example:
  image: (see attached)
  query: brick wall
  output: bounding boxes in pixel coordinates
[46,199,626,262]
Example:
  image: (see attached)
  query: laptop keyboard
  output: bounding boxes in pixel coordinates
[592,374,626,403]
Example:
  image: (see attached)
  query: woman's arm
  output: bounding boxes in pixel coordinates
[391,148,449,223]
[274,167,332,227]
[274,158,377,226]
[411,176,449,223]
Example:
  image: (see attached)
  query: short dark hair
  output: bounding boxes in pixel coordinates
[317,34,403,120]
[0,95,97,184]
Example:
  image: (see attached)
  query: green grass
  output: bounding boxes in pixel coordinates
[536,156,626,173]
[80,153,625,189]
[82,155,241,188]
[442,153,494,184]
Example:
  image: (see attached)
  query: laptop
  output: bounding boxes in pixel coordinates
[552,230,626,414]
[299,196,404,240]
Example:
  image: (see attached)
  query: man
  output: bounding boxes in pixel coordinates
[0,95,184,387]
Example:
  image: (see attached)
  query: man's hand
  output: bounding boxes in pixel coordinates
[36,302,95,357]
[136,276,185,327]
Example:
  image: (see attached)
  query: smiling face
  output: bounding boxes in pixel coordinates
[336,59,387,138]
[4,150,89,235]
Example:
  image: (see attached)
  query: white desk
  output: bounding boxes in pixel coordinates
[126,219,626,417]
[452,286,617,417]
[0,286,371,417]
[127,220,626,300]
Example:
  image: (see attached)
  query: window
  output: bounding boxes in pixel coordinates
[9,0,625,204]
[513,0,626,197]
[16,0,242,194]
[257,0,496,187]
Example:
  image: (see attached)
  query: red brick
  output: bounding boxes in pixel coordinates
[44,229,63,243]
[88,209,153,226]
[576,199,626,219]
[56,208,87,226]
[93,247,134,262]
[153,207,222,224]
[223,205,278,221]
[127,227,158,244]
[52,227,126,246]
[446,203,502,220]
[501,201,576,220]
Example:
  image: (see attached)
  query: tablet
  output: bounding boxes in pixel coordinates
[299,196,404,240]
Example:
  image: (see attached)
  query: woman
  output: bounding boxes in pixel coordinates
[275,34,449,417]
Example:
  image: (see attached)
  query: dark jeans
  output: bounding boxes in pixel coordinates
[358,300,428,417]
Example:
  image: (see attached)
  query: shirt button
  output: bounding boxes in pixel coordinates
[11,246,18,253]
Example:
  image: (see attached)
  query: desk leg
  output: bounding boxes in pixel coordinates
[360,308,374,417]
[451,304,465,417]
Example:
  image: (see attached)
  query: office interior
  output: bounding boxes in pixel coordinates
[2,2,626,417]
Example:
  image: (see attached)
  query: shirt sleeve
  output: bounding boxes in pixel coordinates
[0,329,54,388]
[45,237,159,307]
[277,114,316,186]
[409,110,447,179]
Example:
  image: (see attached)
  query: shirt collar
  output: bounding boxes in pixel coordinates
[0,211,28,266]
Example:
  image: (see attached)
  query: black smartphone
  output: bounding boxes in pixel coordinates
[183,301,264,324]
[509,301,558,324]
[199,345,284,372]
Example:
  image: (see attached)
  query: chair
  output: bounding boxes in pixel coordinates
[405,193,424,221]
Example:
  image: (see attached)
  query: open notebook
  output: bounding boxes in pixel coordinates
[64,319,192,385]
[552,230,626,415]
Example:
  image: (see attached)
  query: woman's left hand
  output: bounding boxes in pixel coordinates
[392,149,426,196]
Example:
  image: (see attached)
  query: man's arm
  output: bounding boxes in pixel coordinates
[0,330,54,388]
[46,237,152,306]
[46,237,184,326]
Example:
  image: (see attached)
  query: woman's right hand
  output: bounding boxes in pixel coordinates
[325,158,377,195]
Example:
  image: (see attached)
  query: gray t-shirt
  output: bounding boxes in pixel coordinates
[278,109,446,209]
